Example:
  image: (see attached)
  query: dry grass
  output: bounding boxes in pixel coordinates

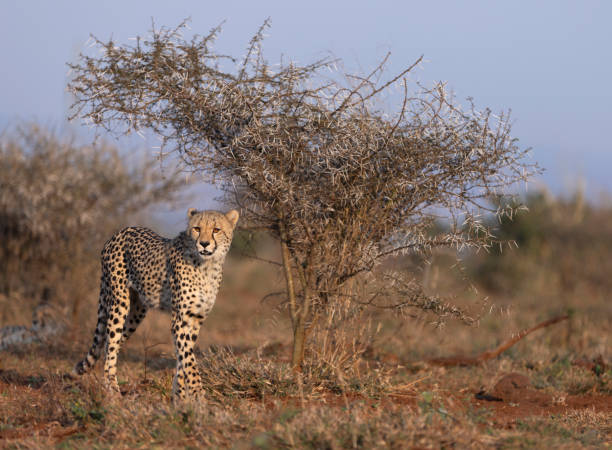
[1,251,610,449]
[0,343,609,448]
[1,192,611,448]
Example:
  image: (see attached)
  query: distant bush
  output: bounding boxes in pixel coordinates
[471,189,612,296]
[0,124,183,319]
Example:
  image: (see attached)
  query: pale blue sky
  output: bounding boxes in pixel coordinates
[1,1,611,203]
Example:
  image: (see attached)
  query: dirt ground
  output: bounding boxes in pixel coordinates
[0,347,610,448]
[0,255,611,448]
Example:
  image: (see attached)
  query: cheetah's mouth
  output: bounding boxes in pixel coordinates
[199,249,213,256]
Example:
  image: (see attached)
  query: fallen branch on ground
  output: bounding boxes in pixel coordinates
[427,314,570,367]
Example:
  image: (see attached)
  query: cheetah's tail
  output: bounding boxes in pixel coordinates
[73,303,108,375]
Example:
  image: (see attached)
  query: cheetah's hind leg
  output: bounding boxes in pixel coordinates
[102,282,131,393]
[119,288,148,345]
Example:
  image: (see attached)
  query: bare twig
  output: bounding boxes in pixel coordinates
[427,314,570,367]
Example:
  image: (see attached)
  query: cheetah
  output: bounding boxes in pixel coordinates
[73,208,239,401]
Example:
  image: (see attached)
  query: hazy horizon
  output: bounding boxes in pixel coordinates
[2,1,611,210]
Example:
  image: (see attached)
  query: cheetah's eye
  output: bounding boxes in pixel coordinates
[192,227,201,234]
[213,227,221,233]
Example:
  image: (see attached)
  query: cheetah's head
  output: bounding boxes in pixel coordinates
[187,208,239,259]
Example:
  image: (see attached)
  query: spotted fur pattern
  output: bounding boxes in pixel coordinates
[73,209,239,401]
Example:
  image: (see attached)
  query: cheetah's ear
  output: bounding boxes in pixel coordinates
[188,208,198,218]
[225,209,239,228]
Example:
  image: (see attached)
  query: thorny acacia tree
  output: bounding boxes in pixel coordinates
[68,21,537,369]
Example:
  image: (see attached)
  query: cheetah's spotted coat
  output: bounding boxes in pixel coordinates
[74,209,239,401]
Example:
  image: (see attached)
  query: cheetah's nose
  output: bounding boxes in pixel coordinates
[200,241,210,248]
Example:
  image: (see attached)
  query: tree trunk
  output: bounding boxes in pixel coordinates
[279,221,297,328]
[291,318,307,369]
[278,219,306,370]
[291,265,312,371]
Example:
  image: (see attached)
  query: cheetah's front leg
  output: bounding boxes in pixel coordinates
[171,310,204,402]
[172,363,187,402]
